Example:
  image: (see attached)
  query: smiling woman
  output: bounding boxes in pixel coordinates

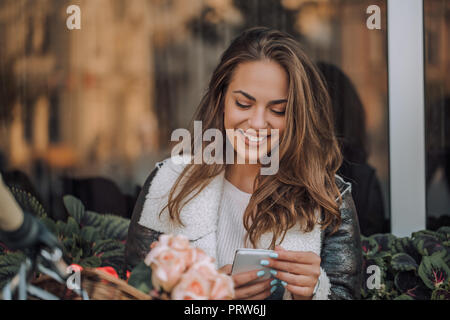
[126,27,362,300]
[224,60,287,167]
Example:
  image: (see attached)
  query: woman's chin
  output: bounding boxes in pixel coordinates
[235,154,260,165]
[234,148,270,165]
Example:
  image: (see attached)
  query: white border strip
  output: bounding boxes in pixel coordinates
[388,0,426,236]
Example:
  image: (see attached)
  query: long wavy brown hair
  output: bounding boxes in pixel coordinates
[162,27,343,249]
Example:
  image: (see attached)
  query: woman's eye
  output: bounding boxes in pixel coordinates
[271,109,285,116]
[235,101,251,109]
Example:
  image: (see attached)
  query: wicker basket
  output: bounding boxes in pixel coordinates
[31,268,152,300]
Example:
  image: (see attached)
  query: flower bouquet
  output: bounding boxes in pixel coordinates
[127,234,235,300]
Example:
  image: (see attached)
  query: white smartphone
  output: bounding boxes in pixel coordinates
[231,248,275,284]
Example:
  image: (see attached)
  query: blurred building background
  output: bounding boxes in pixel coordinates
[424,0,450,229]
[0,0,448,234]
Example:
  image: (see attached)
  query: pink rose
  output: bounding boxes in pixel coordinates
[168,234,191,251]
[143,234,234,299]
[210,273,235,300]
[144,234,193,292]
[187,247,215,267]
[145,234,192,266]
[148,247,189,292]
[153,234,190,251]
[170,261,216,300]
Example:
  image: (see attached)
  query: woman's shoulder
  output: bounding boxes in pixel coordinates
[332,174,357,226]
[144,155,190,183]
[334,174,352,200]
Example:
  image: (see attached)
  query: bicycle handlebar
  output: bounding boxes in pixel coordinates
[0,174,88,300]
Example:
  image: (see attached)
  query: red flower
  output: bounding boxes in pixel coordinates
[69,264,83,272]
[96,266,119,278]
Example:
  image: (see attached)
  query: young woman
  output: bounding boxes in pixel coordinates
[125,27,362,300]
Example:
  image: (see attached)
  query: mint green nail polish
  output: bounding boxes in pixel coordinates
[269,252,278,259]
[260,259,269,266]
[270,286,277,294]
[270,279,278,286]
[270,269,277,276]
[281,281,287,287]
[257,270,265,277]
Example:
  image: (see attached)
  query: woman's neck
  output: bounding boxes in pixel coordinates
[225,163,261,194]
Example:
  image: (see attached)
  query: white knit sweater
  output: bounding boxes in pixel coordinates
[216,179,252,268]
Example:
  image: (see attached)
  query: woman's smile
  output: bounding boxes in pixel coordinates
[237,128,270,147]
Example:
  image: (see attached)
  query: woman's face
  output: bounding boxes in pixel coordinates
[224,59,288,163]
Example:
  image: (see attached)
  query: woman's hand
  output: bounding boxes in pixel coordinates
[218,264,273,300]
[262,246,321,300]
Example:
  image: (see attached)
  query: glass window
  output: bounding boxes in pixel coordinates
[0,0,390,235]
[424,0,450,230]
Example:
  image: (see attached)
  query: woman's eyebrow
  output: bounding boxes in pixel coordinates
[232,90,287,106]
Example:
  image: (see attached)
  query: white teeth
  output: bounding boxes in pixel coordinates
[238,129,267,142]
[247,135,263,142]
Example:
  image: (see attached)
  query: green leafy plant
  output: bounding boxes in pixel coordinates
[45,195,130,273]
[0,251,27,289]
[361,227,450,300]
[127,261,153,295]
[0,189,131,289]
[2,186,449,300]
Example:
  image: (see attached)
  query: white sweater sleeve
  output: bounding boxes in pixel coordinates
[282,267,331,300]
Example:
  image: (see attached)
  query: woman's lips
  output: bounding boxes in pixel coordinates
[237,129,270,147]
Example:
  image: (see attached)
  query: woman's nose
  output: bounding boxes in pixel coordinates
[248,107,268,128]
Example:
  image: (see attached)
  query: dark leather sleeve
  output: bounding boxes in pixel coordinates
[125,167,163,270]
[320,180,363,300]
